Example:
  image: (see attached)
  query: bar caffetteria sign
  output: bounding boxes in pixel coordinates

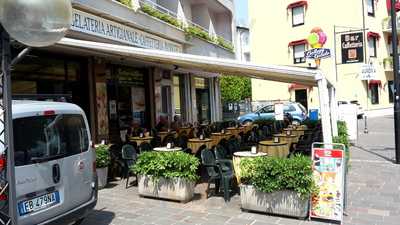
[341,32,364,64]
[71,9,183,53]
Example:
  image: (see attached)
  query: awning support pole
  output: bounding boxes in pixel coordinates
[316,72,333,143]
[329,86,339,137]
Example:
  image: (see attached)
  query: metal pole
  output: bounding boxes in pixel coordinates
[0,25,18,224]
[390,0,400,164]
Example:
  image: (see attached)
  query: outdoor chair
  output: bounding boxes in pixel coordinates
[139,142,152,153]
[175,135,188,149]
[201,148,234,202]
[121,144,138,188]
[227,138,240,155]
[162,134,175,146]
[150,136,162,148]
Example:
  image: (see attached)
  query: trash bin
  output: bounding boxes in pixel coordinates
[309,109,319,121]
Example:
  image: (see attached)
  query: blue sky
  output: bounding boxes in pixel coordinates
[235,0,248,27]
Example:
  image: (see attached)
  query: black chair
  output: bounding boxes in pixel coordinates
[139,142,152,153]
[121,144,138,188]
[201,148,234,202]
[175,135,188,149]
[150,136,162,148]
[162,134,176,146]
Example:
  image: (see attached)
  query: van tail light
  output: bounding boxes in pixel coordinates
[0,194,7,201]
[43,110,55,116]
[0,154,6,171]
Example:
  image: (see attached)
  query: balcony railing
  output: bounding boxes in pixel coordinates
[382,16,400,31]
[138,0,234,51]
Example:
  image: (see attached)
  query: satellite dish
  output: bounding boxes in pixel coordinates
[0,0,72,47]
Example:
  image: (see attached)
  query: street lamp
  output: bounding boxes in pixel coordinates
[0,0,72,224]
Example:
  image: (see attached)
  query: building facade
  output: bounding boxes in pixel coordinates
[236,26,251,62]
[249,0,395,116]
[11,0,235,143]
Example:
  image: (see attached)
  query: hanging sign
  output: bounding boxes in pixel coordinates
[341,32,364,64]
[310,144,346,222]
[359,64,377,80]
[305,48,331,59]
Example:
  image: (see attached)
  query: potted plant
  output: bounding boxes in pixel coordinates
[132,151,200,202]
[95,144,111,189]
[240,155,316,218]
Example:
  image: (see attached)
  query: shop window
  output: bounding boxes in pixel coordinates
[389,80,394,103]
[292,6,305,27]
[367,0,375,16]
[293,44,306,64]
[368,37,377,58]
[370,84,380,105]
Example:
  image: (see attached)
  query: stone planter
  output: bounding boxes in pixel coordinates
[240,185,309,218]
[96,167,108,189]
[138,175,195,202]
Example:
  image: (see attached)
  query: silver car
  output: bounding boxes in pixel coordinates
[0,101,97,225]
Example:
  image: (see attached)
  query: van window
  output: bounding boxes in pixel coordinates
[14,114,89,166]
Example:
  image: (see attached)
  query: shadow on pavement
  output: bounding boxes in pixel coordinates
[81,208,115,225]
[354,145,396,164]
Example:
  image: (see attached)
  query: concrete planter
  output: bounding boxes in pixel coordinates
[96,167,108,189]
[240,185,309,218]
[138,175,195,202]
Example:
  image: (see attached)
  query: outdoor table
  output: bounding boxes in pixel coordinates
[153,147,182,152]
[284,127,308,137]
[258,140,289,158]
[210,132,232,146]
[178,127,192,136]
[129,136,153,146]
[226,127,244,138]
[273,134,298,149]
[158,131,178,142]
[188,138,213,154]
[233,151,268,184]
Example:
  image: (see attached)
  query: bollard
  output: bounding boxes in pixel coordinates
[364,115,369,134]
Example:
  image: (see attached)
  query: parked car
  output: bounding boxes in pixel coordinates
[0,101,97,225]
[237,102,308,124]
[338,100,364,119]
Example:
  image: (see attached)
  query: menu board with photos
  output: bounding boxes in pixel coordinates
[310,147,345,222]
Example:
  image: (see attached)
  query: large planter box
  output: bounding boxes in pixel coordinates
[240,185,309,218]
[138,175,195,202]
[97,167,108,189]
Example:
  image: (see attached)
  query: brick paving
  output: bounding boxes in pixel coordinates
[82,116,400,225]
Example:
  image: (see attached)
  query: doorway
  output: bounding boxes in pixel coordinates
[295,89,308,111]
[195,77,211,123]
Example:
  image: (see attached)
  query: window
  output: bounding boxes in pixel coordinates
[292,6,305,26]
[367,0,375,16]
[14,114,89,166]
[389,81,394,103]
[388,38,400,55]
[293,44,306,64]
[368,37,377,57]
[370,84,379,104]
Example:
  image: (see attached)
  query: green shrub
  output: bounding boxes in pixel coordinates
[240,155,316,198]
[95,144,111,168]
[185,26,215,42]
[132,151,200,182]
[117,0,132,7]
[333,120,350,168]
[217,36,234,51]
[141,4,183,28]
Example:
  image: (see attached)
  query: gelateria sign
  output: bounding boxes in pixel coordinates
[71,9,183,53]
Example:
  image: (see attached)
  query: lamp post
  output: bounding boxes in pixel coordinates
[390,0,400,164]
[0,1,72,224]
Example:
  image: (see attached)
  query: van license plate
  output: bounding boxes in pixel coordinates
[18,191,60,216]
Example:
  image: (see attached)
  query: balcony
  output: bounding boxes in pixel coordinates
[138,0,234,52]
[382,16,400,32]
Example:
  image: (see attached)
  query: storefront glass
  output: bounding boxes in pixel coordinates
[195,77,211,123]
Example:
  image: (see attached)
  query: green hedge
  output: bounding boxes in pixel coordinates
[132,151,200,182]
[117,0,132,7]
[140,4,183,28]
[240,155,316,198]
[95,144,111,168]
[333,121,350,168]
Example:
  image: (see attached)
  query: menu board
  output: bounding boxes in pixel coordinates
[310,148,345,222]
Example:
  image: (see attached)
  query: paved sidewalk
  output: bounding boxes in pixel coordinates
[82,116,400,225]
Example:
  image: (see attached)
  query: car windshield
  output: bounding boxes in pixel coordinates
[13,114,89,166]
[297,103,307,113]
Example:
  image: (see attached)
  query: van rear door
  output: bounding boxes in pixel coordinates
[14,114,92,225]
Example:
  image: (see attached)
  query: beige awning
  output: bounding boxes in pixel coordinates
[56,38,320,86]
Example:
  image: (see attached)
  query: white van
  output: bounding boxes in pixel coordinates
[0,101,97,225]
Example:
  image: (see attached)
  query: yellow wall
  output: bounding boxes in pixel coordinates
[250,0,394,111]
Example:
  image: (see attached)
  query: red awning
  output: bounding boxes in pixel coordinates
[369,80,382,89]
[288,39,308,47]
[367,31,381,40]
[288,83,309,90]
[386,0,400,13]
[287,1,308,10]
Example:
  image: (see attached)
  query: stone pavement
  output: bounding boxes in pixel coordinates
[82,116,400,225]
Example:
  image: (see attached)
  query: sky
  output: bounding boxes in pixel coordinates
[235,0,249,27]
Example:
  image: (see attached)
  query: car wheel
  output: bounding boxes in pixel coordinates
[292,119,301,125]
[243,120,252,125]
[73,218,85,225]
